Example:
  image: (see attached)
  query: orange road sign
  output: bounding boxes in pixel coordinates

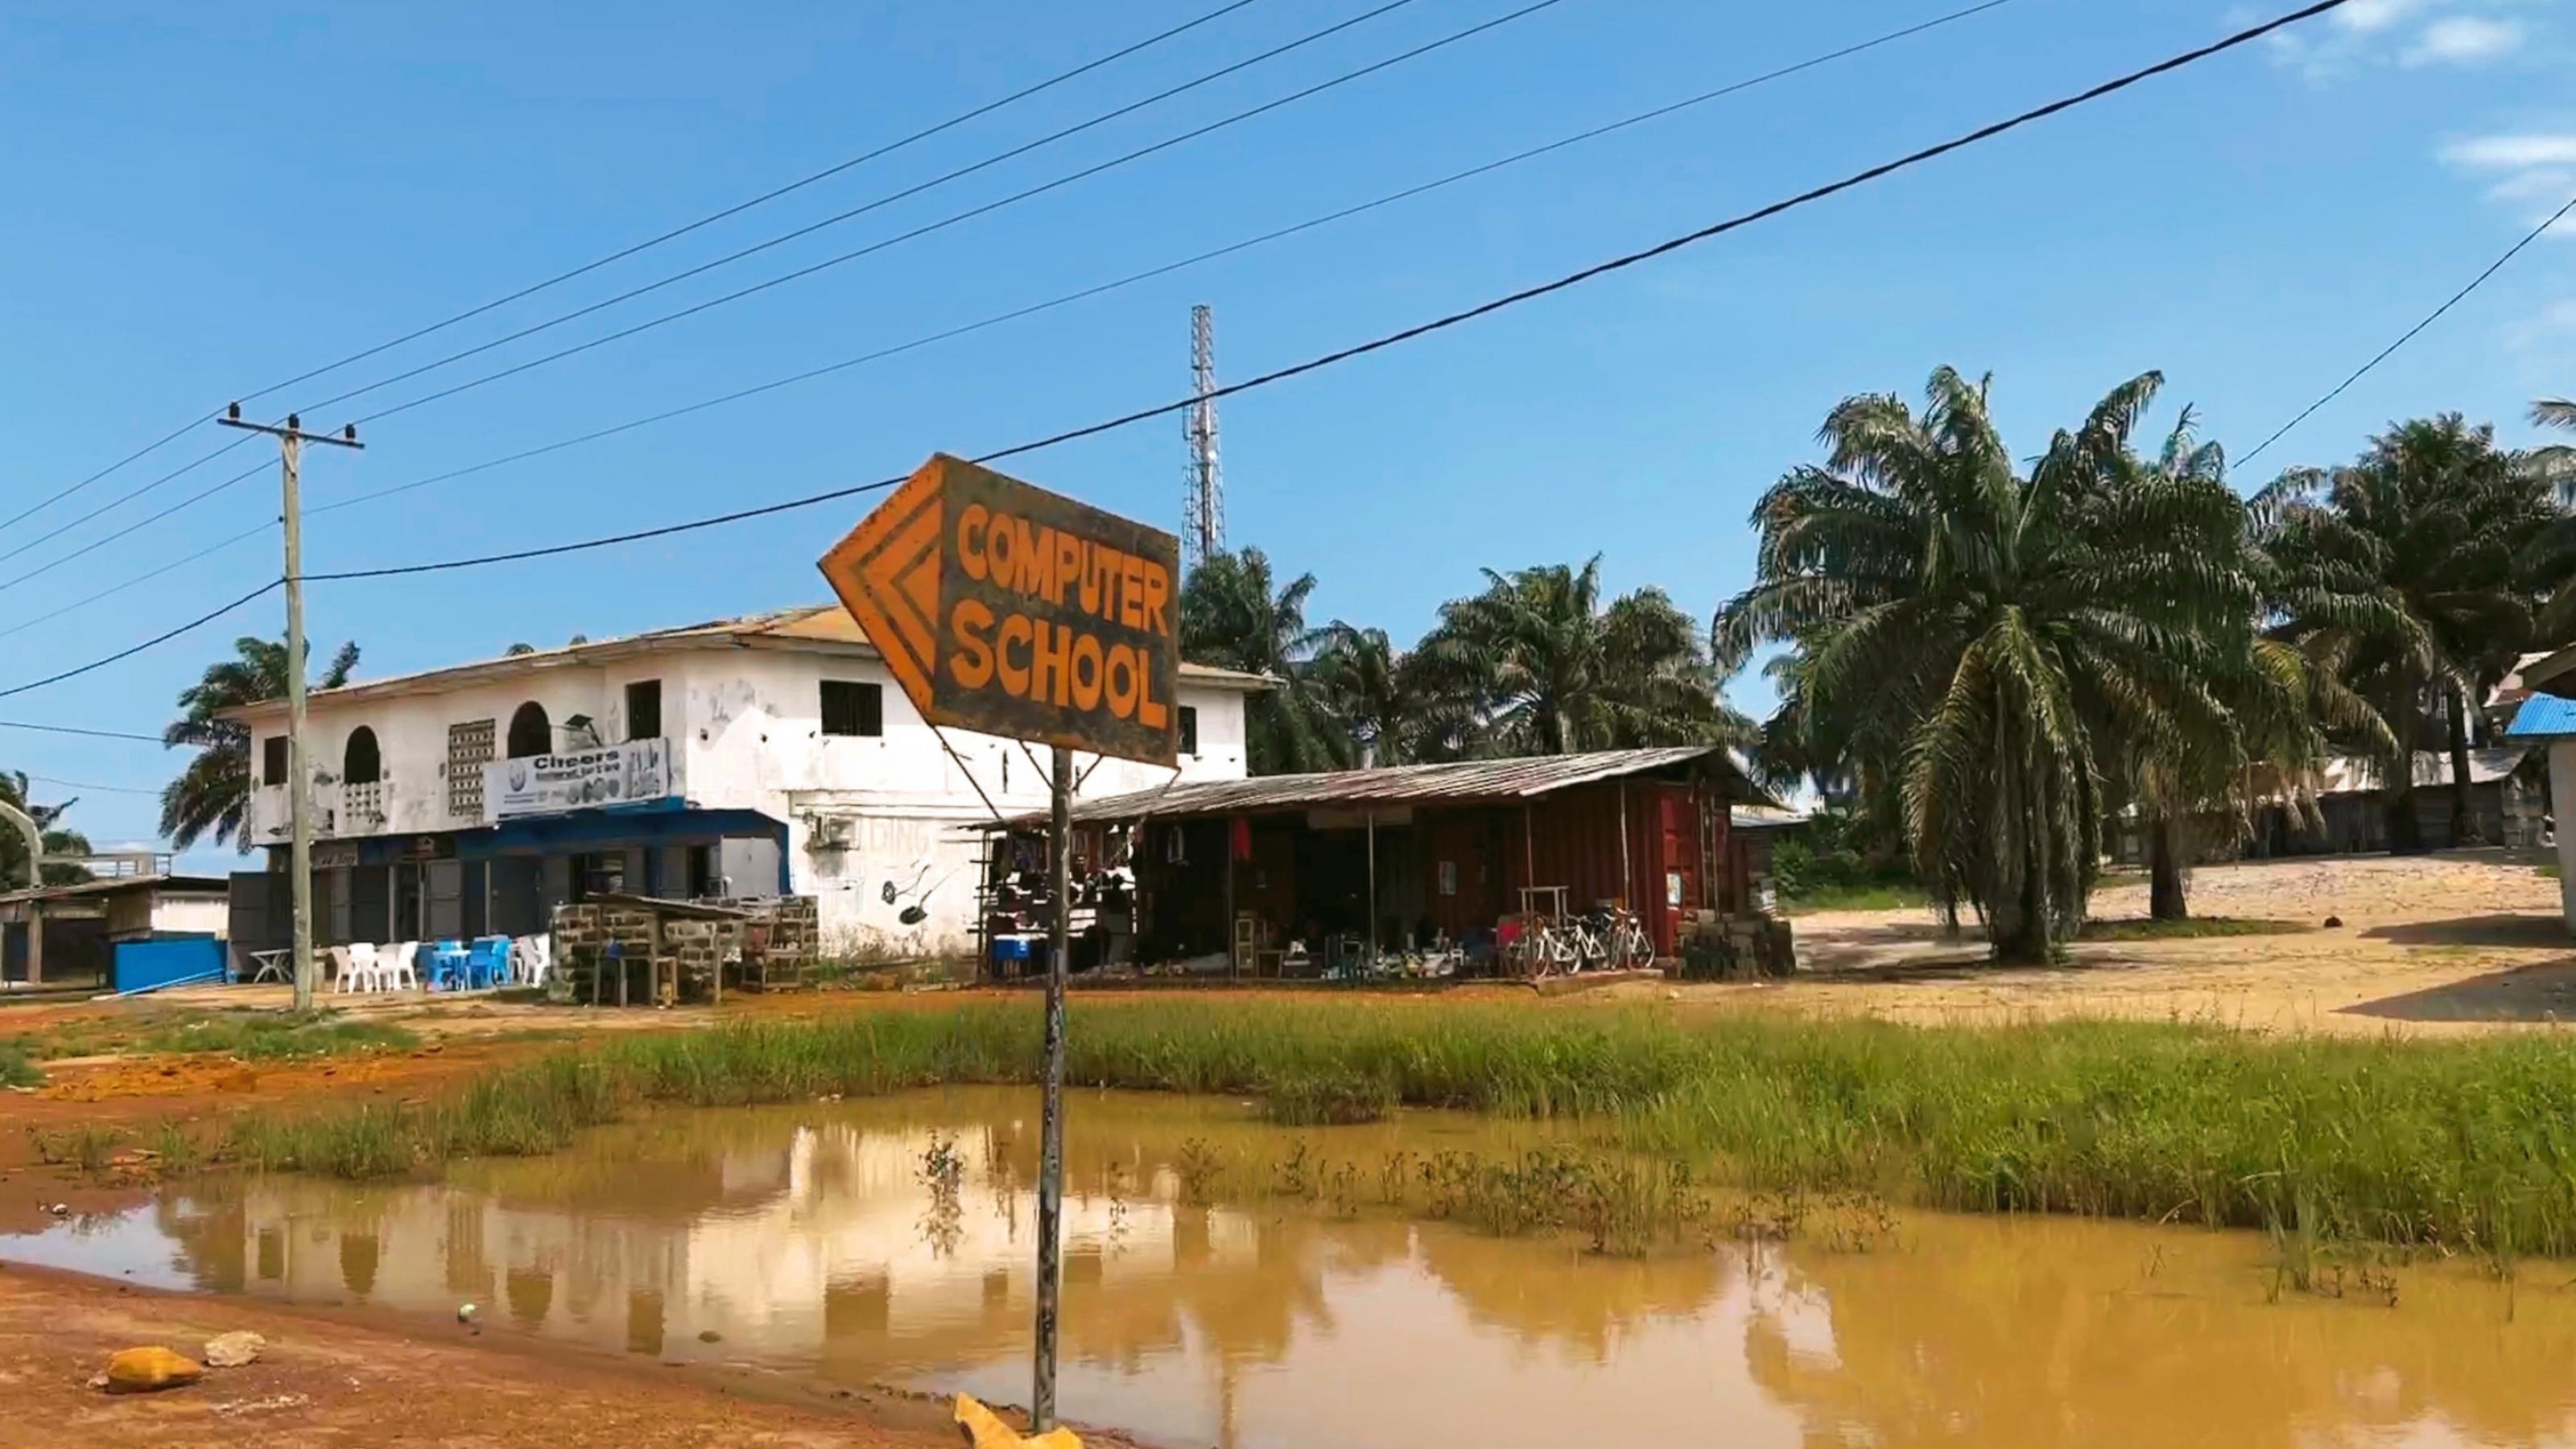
[819,454,1182,766]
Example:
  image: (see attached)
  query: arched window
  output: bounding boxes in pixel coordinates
[506,702,551,759]
[343,726,382,785]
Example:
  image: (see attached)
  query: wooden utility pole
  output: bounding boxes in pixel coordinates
[1031,741,1073,1430]
[217,405,361,1012]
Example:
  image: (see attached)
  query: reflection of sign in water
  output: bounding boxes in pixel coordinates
[482,739,673,822]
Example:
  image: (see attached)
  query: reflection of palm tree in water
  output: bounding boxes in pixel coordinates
[1412,1226,1728,1360]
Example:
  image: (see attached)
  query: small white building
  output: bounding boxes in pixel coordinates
[222,603,1262,956]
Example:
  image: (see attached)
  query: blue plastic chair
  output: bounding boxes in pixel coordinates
[468,935,512,990]
[428,939,470,992]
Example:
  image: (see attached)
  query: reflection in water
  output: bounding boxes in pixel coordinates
[5,1088,2576,1447]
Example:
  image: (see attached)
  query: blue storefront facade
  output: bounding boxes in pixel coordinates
[235,802,790,955]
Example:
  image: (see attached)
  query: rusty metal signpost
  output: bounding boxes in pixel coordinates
[820,453,1179,1431]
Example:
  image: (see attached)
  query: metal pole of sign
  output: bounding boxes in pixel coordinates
[1032,741,1074,1431]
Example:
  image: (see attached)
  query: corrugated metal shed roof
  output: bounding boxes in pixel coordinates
[0,873,229,907]
[2311,747,2531,791]
[1039,746,1762,825]
[2508,696,2576,740]
[1730,805,1810,831]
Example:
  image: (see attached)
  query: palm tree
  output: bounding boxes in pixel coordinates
[160,634,361,852]
[0,773,91,886]
[1179,549,1335,774]
[1415,556,1748,758]
[1310,624,1414,766]
[2256,415,2555,850]
[1718,367,2263,960]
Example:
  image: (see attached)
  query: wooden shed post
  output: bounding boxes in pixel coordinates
[1618,782,1632,910]
[1522,802,1534,890]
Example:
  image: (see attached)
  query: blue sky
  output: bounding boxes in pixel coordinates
[0,0,2570,870]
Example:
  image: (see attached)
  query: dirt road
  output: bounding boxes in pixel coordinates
[0,1260,988,1448]
[1649,850,2576,1035]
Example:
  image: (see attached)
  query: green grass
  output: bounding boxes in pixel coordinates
[131,1010,418,1061]
[0,1039,41,1088]
[3,1007,417,1066]
[2074,917,2309,942]
[202,997,2576,1258]
[1777,881,1929,914]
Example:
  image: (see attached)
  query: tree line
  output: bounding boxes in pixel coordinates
[1186,369,2576,963]
[1177,551,1754,774]
[117,372,2575,969]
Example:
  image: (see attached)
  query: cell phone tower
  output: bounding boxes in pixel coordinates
[1183,303,1224,570]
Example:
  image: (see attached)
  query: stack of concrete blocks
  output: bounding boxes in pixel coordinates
[658,916,745,999]
[695,894,821,989]
[1673,910,1798,981]
[544,902,662,1002]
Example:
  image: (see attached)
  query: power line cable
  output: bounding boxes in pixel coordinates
[304,0,2348,584]
[0,523,273,643]
[2237,192,2576,468]
[0,434,258,569]
[2,0,1273,530]
[0,0,2007,605]
[239,0,1273,408]
[309,0,2013,522]
[0,720,167,743]
[0,0,2359,698]
[340,0,1571,428]
[0,460,270,597]
[0,413,220,534]
[21,774,163,797]
[4,0,1452,539]
[305,0,1435,419]
[0,580,281,702]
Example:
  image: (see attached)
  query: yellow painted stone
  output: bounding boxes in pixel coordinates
[952,1393,1082,1449]
[104,1346,204,1393]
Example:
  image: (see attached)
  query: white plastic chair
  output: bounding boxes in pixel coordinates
[341,942,383,993]
[513,934,551,988]
[328,945,358,993]
[383,941,421,992]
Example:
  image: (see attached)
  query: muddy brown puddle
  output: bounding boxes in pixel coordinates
[8,1087,2576,1447]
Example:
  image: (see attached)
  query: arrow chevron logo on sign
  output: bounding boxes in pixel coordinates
[821,460,947,708]
[819,454,1182,766]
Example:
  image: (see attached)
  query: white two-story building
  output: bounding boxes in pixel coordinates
[223,603,1262,956]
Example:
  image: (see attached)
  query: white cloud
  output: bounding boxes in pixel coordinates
[2267,0,2550,80]
[2405,14,2524,62]
[2438,131,2576,233]
[2444,134,2576,170]
[2485,166,2576,202]
[2336,0,2429,31]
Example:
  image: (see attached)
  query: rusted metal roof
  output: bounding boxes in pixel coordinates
[0,873,229,907]
[1037,746,1766,825]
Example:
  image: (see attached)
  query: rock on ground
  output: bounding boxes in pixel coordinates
[201,1331,263,1368]
[103,1346,202,1393]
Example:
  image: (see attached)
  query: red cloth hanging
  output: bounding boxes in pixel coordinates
[1231,817,1253,862]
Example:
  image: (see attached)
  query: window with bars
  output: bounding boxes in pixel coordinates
[448,718,495,819]
[820,679,883,737]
